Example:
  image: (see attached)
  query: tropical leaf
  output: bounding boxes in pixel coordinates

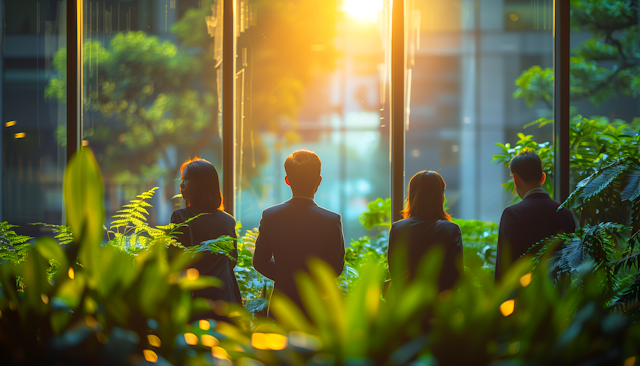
[621,169,640,202]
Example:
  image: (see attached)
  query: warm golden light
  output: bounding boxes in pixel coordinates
[265,333,287,350]
[82,140,89,146]
[509,13,519,21]
[41,294,49,304]
[520,273,532,287]
[14,133,25,139]
[68,267,75,279]
[343,0,383,23]
[500,299,515,317]
[143,350,158,363]
[212,346,231,360]
[251,333,268,350]
[186,268,199,281]
[184,333,198,345]
[625,356,637,366]
[202,334,219,348]
[148,335,161,347]
[5,121,16,127]
[199,319,211,331]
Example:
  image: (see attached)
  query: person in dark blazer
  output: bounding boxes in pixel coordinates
[170,157,243,307]
[253,149,345,315]
[388,171,464,292]
[494,150,576,281]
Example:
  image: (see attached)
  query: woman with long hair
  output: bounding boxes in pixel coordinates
[387,170,464,291]
[170,157,242,307]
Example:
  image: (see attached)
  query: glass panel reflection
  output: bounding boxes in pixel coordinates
[80,0,223,227]
[233,0,392,240]
[404,0,554,222]
[2,0,67,237]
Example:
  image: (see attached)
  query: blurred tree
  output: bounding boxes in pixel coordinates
[514,0,639,109]
[495,0,640,200]
[46,0,338,201]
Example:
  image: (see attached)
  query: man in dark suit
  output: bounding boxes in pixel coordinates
[494,150,576,281]
[253,149,345,315]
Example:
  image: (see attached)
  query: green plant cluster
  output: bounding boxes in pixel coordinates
[3,150,640,365]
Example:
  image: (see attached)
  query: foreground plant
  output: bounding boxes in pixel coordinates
[0,149,221,365]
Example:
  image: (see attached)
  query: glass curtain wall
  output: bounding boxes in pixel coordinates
[404,0,554,223]
[568,1,639,224]
[232,0,392,240]
[80,0,224,227]
[2,0,67,237]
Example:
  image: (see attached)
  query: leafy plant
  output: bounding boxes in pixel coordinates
[0,149,226,365]
[0,222,32,264]
[30,223,74,245]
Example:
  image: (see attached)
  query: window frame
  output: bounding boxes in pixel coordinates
[65,0,571,218]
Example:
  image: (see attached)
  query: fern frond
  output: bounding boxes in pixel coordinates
[622,170,640,202]
[611,276,640,322]
[562,157,640,210]
[186,235,237,262]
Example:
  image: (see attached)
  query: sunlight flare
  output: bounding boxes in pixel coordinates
[342,0,383,23]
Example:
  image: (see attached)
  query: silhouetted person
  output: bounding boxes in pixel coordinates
[494,150,576,281]
[253,149,345,316]
[170,158,243,309]
[387,171,464,292]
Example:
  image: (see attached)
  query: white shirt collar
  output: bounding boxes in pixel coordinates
[522,187,548,200]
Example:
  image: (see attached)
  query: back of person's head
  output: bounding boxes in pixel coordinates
[509,149,543,183]
[180,157,224,211]
[284,149,321,193]
[402,170,451,221]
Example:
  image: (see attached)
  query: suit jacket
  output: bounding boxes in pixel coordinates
[388,217,464,291]
[170,206,243,305]
[494,192,576,281]
[253,197,345,312]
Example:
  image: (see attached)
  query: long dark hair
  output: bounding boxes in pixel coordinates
[180,157,224,211]
[401,170,451,221]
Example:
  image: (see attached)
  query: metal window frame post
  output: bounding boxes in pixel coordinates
[67,0,83,162]
[222,0,236,216]
[553,0,570,203]
[390,0,405,223]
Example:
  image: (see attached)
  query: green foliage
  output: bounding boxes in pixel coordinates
[233,227,273,315]
[0,149,222,365]
[30,223,74,245]
[359,197,392,230]
[46,33,212,187]
[210,253,640,365]
[0,222,32,264]
[187,235,237,263]
[493,117,640,205]
[513,65,554,108]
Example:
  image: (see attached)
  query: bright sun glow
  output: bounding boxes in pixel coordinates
[343,0,383,23]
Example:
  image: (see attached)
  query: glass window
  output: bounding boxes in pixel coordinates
[81,0,223,226]
[3,0,67,237]
[404,0,554,222]
[233,0,392,240]
[568,1,639,223]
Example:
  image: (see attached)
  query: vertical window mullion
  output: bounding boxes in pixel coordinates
[67,0,83,163]
[391,0,405,222]
[222,0,237,216]
[553,0,570,203]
